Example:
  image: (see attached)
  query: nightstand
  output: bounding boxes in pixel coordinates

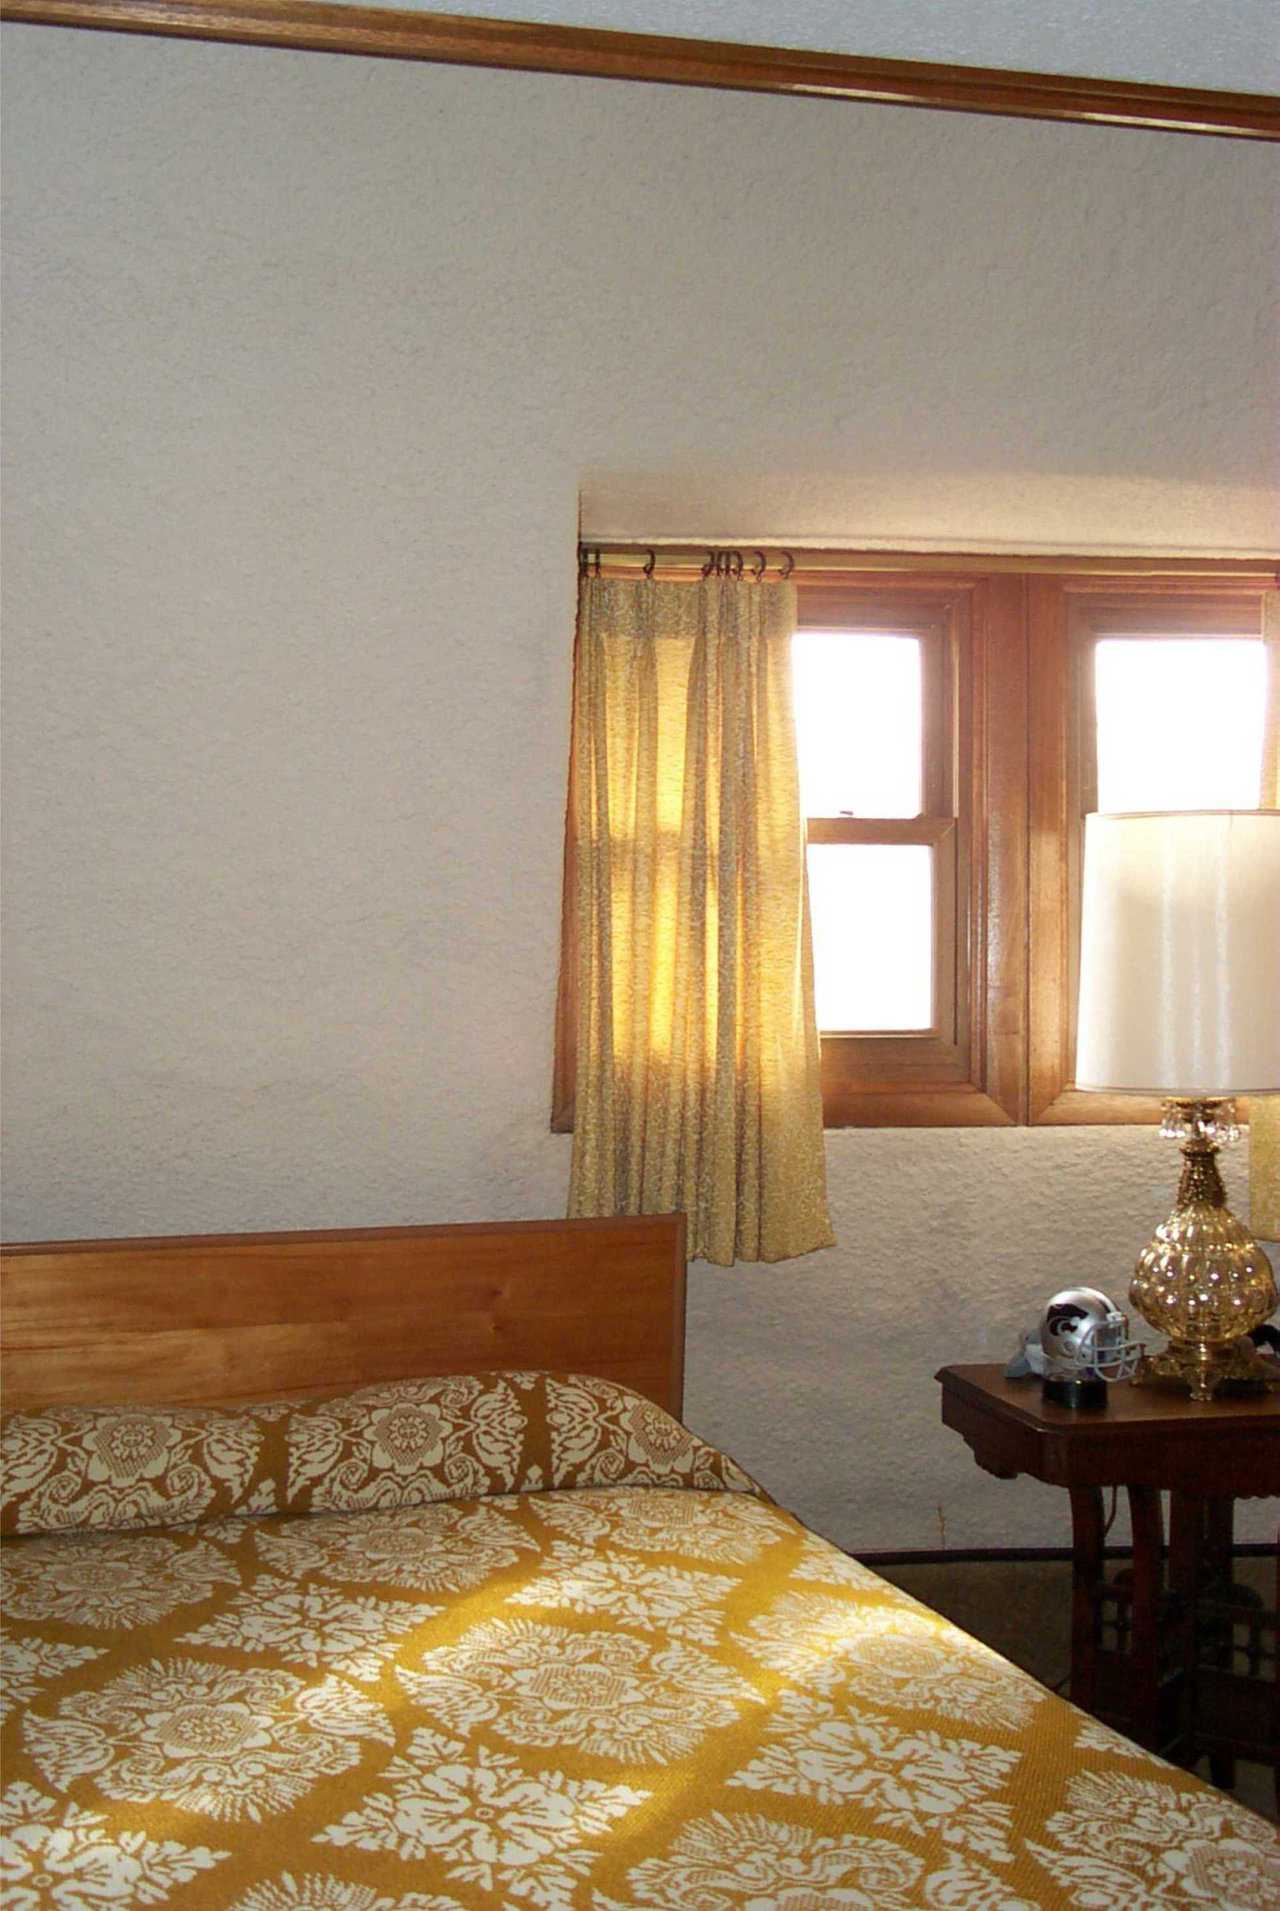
[937,1363,1279,1787]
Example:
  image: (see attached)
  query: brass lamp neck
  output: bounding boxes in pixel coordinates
[1161,1097,1237,1210]
[1175,1140,1227,1209]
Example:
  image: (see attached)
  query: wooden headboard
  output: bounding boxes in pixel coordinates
[0,1213,687,1417]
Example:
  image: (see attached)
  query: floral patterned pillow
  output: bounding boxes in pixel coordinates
[538,1374,760,1495]
[277,1371,759,1513]
[0,1403,281,1537]
[281,1373,530,1513]
[1,1372,761,1535]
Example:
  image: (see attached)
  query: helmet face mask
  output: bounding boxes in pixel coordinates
[1040,1287,1143,1383]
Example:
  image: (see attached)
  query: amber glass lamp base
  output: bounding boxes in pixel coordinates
[1129,1099,1280,1404]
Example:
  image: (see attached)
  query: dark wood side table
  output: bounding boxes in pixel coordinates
[937,1363,1279,1785]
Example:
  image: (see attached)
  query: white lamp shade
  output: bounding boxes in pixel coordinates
[1075,811,1280,1095]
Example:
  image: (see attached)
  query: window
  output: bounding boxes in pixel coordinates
[796,626,937,1035]
[789,573,1026,1127]
[1027,578,1276,1124]
[556,555,1275,1131]
[1093,637,1266,812]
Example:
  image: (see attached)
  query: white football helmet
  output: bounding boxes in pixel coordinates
[1040,1287,1143,1382]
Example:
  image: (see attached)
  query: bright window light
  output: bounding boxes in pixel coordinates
[1094,639,1266,812]
[807,843,933,1031]
[792,631,922,818]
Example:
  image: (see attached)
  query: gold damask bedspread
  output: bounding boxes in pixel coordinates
[1,1374,1275,1909]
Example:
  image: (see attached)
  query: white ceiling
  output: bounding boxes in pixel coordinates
[359,1,1280,96]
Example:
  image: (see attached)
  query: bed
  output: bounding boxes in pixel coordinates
[1,1214,1275,1909]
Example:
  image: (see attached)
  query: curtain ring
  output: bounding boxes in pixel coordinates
[778,551,795,580]
[643,549,656,579]
[702,550,715,578]
[731,550,743,579]
[750,550,767,582]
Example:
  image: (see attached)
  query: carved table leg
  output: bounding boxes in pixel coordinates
[1205,1497,1237,1789]
[1171,1492,1239,1787]
[1069,1485,1105,1717]
[1168,1492,1204,1770]
[1127,1484,1165,1750]
[1204,1498,1234,1585]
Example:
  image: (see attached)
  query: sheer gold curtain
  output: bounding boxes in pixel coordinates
[1248,591,1280,1246]
[1263,589,1279,807]
[567,574,833,1266]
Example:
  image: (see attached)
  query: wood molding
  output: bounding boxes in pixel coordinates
[819,1083,1015,1129]
[3,0,1278,141]
[977,574,1029,1125]
[1027,575,1075,1124]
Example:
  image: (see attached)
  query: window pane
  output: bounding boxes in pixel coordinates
[807,843,933,1031]
[1094,638,1266,812]
[792,631,922,817]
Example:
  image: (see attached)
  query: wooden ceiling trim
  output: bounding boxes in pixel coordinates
[3,0,1278,141]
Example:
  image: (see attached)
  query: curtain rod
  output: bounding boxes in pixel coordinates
[578,544,1280,584]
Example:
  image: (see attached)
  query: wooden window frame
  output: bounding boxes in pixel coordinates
[554,553,1275,1134]
[799,573,1026,1128]
[1027,576,1276,1125]
[799,596,956,1044]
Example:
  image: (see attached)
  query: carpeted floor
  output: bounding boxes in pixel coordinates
[869,1554,1276,1824]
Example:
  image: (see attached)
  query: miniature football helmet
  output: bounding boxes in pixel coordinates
[1040,1287,1142,1382]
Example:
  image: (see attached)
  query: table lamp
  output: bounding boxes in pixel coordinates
[1075,810,1280,1401]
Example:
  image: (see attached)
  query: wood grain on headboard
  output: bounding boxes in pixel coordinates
[0,1213,687,1416]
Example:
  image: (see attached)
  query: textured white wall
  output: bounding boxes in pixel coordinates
[3,29,1277,1548]
[325,0,1280,96]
